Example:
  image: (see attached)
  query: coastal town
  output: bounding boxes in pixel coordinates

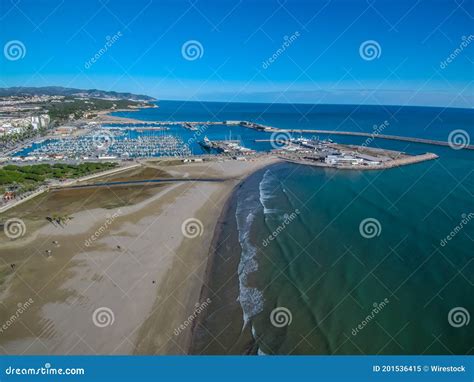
[0,87,443,214]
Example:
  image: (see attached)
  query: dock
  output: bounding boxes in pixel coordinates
[281,152,439,170]
[199,138,255,156]
[254,129,474,150]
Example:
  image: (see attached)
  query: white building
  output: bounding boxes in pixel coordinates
[325,155,363,166]
[355,153,382,165]
[31,114,50,130]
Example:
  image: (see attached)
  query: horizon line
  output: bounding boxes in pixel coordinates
[1,85,473,111]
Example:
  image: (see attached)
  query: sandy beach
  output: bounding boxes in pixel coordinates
[0,157,279,355]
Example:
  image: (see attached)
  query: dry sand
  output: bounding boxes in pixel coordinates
[0,157,279,354]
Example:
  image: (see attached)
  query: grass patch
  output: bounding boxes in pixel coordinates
[0,162,118,194]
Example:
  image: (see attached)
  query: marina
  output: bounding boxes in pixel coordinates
[10,130,191,160]
[3,118,445,170]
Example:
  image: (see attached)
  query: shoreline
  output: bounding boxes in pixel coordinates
[188,171,244,354]
[189,163,277,354]
[131,157,281,354]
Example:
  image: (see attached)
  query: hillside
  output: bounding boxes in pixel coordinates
[0,86,155,102]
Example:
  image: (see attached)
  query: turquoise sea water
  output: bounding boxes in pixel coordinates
[113,100,474,152]
[241,157,473,354]
[122,101,473,354]
[17,101,474,157]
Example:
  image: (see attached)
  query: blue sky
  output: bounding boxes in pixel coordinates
[1,0,473,107]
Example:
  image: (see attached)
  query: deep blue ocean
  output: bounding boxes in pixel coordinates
[119,101,473,354]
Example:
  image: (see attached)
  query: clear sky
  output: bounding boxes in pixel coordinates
[1,0,473,107]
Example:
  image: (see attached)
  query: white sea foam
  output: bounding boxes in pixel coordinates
[259,169,280,215]
[253,325,269,355]
[236,192,264,327]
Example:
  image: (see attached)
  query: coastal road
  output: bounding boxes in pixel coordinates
[54,177,226,190]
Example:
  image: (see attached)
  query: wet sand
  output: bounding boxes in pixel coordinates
[0,157,279,354]
[189,169,267,355]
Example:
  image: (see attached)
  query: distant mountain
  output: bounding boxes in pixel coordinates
[0,86,156,102]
